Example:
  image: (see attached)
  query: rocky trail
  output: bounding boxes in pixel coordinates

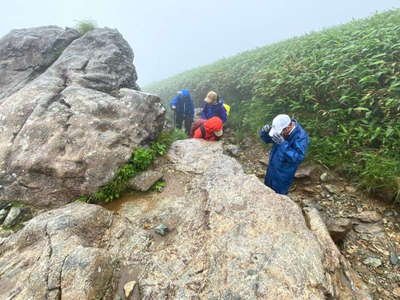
[222,129,400,299]
[0,25,398,299]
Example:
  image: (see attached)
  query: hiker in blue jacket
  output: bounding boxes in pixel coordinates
[259,114,309,195]
[170,89,195,135]
[200,91,227,123]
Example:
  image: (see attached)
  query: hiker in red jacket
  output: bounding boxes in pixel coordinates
[192,116,223,141]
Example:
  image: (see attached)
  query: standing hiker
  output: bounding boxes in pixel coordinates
[170,89,195,135]
[200,91,227,123]
[259,114,309,195]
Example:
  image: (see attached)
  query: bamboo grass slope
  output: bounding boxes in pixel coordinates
[146,10,400,201]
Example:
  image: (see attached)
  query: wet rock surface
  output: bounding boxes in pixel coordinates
[0,27,165,207]
[0,139,370,299]
[110,139,368,299]
[229,130,400,299]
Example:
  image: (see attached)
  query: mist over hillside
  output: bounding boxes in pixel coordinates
[146,9,400,202]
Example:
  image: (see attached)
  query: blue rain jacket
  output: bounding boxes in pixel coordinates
[259,121,309,195]
[170,90,195,119]
[200,99,227,123]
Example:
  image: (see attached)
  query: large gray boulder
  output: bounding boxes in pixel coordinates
[0,203,137,300]
[0,140,370,299]
[0,26,80,100]
[0,27,164,207]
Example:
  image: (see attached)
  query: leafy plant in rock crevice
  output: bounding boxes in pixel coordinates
[75,20,97,35]
[77,129,187,204]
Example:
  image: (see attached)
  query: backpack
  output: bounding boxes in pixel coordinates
[223,104,231,116]
[190,120,206,138]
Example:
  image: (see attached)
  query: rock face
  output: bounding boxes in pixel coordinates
[0,140,370,299]
[0,203,135,299]
[0,26,80,100]
[0,27,165,207]
[127,170,163,192]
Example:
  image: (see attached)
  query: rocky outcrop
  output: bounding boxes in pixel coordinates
[0,26,80,100]
[0,139,370,299]
[0,203,138,300]
[0,27,164,207]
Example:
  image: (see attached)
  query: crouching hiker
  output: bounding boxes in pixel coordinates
[192,116,223,141]
[170,89,194,135]
[260,114,309,195]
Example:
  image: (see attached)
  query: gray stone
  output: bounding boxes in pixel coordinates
[0,28,165,207]
[320,172,329,182]
[354,223,384,234]
[327,217,352,243]
[303,202,323,211]
[2,206,22,227]
[258,158,268,166]
[383,209,398,217]
[363,257,382,268]
[345,185,357,193]
[224,144,241,157]
[389,252,399,265]
[295,165,316,179]
[127,170,163,192]
[0,208,8,224]
[154,224,169,236]
[355,211,382,223]
[324,184,339,194]
[124,281,138,298]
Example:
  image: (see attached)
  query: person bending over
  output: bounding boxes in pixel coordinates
[259,114,309,195]
[193,116,223,141]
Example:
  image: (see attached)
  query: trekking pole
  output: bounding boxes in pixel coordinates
[173,109,176,130]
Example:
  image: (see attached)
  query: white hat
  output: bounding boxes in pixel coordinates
[204,91,218,104]
[269,114,291,137]
[214,129,223,137]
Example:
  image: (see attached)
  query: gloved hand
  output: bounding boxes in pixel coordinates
[262,124,271,133]
[271,133,285,144]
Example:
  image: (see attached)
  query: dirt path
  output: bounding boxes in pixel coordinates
[222,130,400,299]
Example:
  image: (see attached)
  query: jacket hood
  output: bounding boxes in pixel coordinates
[204,117,223,133]
[180,89,190,97]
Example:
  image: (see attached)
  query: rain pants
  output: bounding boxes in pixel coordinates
[170,89,195,134]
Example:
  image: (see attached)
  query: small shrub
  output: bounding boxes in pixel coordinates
[75,20,97,35]
[78,129,185,204]
[151,180,166,192]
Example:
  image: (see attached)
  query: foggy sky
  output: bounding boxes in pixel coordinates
[1,0,399,85]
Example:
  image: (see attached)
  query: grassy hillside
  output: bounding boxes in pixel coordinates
[145,10,400,202]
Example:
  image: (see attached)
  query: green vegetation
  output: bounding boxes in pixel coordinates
[146,10,400,202]
[78,129,187,204]
[151,180,166,192]
[75,20,97,35]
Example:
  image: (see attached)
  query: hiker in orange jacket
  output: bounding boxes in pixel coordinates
[192,116,223,141]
